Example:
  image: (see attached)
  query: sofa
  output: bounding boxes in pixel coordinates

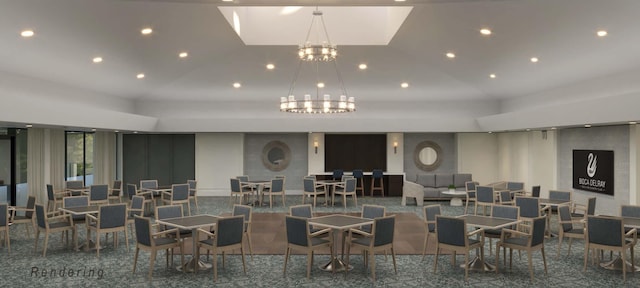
[402,173,472,206]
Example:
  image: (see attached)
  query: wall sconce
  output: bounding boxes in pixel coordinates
[314,141,319,154]
[393,141,398,154]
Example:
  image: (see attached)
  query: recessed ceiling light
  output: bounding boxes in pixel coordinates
[233,82,241,88]
[133,131,138,134]
[20,30,34,37]
[92,57,103,63]
[91,128,97,132]
[136,73,145,79]
[400,82,409,88]
[394,0,406,2]
[141,28,153,35]
[358,63,367,70]
[489,74,496,79]
[480,28,492,35]
[266,63,275,70]
[178,52,188,58]
[25,124,33,128]
[446,52,456,59]
[526,129,531,131]
[629,121,637,125]
[584,124,592,128]
[530,57,539,63]
[114,130,119,133]
[222,0,234,2]
[597,30,608,37]
[317,82,325,88]
[551,127,557,130]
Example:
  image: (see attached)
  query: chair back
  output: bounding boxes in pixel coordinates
[140,180,158,190]
[0,204,7,227]
[352,169,364,179]
[476,186,494,204]
[236,175,249,182]
[343,178,356,192]
[549,190,571,201]
[332,169,344,180]
[290,204,313,218]
[270,178,285,193]
[99,204,127,229]
[90,184,109,201]
[230,178,241,193]
[515,196,540,218]
[127,184,137,200]
[64,196,89,221]
[303,178,316,193]
[530,216,547,247]
[188,180,197,196]
[558,205,574,231]
[134,216,152,247]
[156,205,183,231]
[507,182,524,192]
[436,216,467,247]
[621,205,640,218]
[285,216,310,247]
[531,186,541,198]
[47,184,55,201]
[465,181,478,191]
[341,175,354,181]
[35,204,47,229]
[587,216,624,247]
[499,191,512,203]
[492,205,519,229]
[423,205,441,232]
[111,180,122,196]
[25,195,36,219]
[216,215,244,247]
[372,169,384,179]
[66,180,83,189]
[171,184,190,201]
[586,197,596,216]
[373,215,395,247]
[232,204,252,232]
[130,196,145,217]
[362,205,385,233]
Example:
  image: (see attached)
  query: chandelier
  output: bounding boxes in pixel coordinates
[280,9,355,114]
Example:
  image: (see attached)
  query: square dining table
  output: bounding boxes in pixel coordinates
[456,214,521,272]
[155,214,220,273]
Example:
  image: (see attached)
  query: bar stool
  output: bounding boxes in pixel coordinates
[332,169,344,180]
[352,169,365,196]
[370,169,384,197]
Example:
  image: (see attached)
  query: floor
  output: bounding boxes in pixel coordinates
[3,196,640,287]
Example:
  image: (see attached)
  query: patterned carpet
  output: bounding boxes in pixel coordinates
[4,196,640,287]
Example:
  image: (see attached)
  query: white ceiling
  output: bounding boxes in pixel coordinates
[1,0,640,132]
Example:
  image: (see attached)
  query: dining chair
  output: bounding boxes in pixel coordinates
[89,184,110,206]
[531,186,541,198]
[85,203,128,257]
[139,179,158,191]
[109,180,123,203]
[433,215,484,282]
[63,195,89,231]
[370,169,384,197]
[548,190,572,213]
[302,178,327,208]
[65,180,84,196]
[197,215,247,281]
[155,205,192,239]
[352,169,365,196]
[514,196,545,233]
[0,204,9,254]
[261,178,286,208]
[556,205,585,258]
[585,215,637,281]
[162,183,191,216]
[230,178,252,206]
[34,204,77,256]
[283,215,333,279]
[498,190,515,206]
[129,184,154,214]
[127,196,145,237]
[421,204,441,260]
[132,215,184,280]
[342,205,386,257]
[485,205,519,256]
[475,186,495,216]
[47,184,66,212]
[495,216,547,282]
[345,215,397,282]
[187,180,199,214]
[333,178,357,208]
[10,195,36,238]
[232,204,254,260]
[464,181,478,214]
[571,197,596,220]
[506,182,525,196]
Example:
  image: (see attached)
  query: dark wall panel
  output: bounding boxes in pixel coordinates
[172,134,195,184]
[147,134,174,186]
[325,134,387,172]
[122,135,147,187]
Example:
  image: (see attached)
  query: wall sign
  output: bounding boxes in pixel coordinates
[572,150,614,195]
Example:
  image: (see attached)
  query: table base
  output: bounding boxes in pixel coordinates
[320,257,353,272]
[461,256,495,272]
[449,198,463,206]
[600,256,640,272]
[78,240,103,251]
[177,257,212,272]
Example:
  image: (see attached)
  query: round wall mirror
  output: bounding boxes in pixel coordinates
[414,141,443,171]
[262,141,291,171]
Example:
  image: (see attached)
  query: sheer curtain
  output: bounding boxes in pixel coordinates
[49,129,65,191]
[93,131,116,186]
[27,128,46,204]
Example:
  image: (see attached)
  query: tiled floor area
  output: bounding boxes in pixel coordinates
[4,196,640,287]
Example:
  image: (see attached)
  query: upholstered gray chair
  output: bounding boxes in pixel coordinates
[89,184,109,206]
[127,196,145,236]
[162,183,191,216]
[621,205,640,235]
[198,215,247,281]
[47,184,67,212]
[34,204,77,256]
[86,203,128,257]
[302,178,327,208]
[10,195,36,238]
[433,215,484,282]
[496,216,547,282]
[155,205,192,239]
[132,215,184,280]
[515,196,545,233]
[65,180,84,196]
[261,178,286,208]
[230,178,252,206]
[370,169,384,197]
[585,215,636,281]
[422,204,441,260]
[283,215,333,279]
[475,186,495,216]
[232,204,253,259]
[464,181,478,214]
[289,204,328,237]
[498,190,514,206]
[571,197,596,219]
[345,215,397,282]
[548,190,572,213]
[0,204,9,254]
[506,182,525,195]
[63,195,89,231]
[360,205,386,233]
[531,186,541,198]
[556,205,585,257]
[187,180,198,214]
[109,180,122,203]
[485,205,519,256]
[333,178,357,208]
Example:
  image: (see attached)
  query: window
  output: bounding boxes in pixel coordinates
[66,132,94,185]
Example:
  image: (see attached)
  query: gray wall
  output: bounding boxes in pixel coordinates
[403,133,457,182]
[244,133,307,190]
[557,125,629,215]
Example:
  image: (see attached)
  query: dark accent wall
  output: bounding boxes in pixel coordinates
[324,134,387,172]
[123,134,195,187]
